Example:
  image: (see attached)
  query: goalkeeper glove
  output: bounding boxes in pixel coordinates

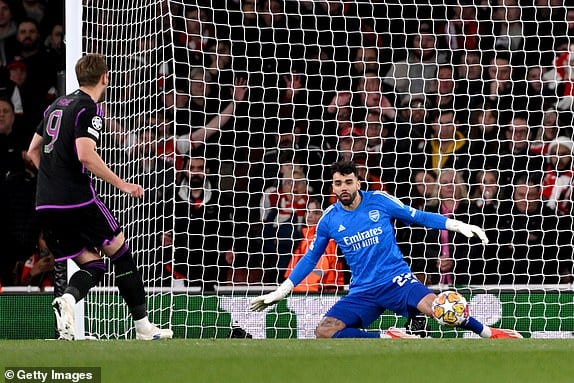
[445,218,489,244]
[250,279,294,312]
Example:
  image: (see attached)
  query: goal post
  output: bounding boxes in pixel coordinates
[68,0,574,339]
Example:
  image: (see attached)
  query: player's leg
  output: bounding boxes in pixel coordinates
[417,292,491,336]
[315,292,416,338]
[103,232,173,340]
[39,209,107,340]
[404,311,430,337]
[53,249,106,340]
[416,292,522,338]
[315,316,348,338]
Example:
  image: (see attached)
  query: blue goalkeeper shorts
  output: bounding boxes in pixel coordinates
[324,273,432,329]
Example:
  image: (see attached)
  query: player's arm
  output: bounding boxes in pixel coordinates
[76,137,143,198]
[27,133,43,169]
[189,77,247,149]
[377,191,489,244]
[250,222,330,312]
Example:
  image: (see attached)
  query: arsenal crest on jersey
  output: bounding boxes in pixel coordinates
[368,210,380,222]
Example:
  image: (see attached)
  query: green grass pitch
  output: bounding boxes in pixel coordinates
[1,339,572,383]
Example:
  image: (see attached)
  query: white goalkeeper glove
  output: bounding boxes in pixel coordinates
[445,218,489,244]
[250,279,294,312]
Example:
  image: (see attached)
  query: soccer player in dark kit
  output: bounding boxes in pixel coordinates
[27,53,173,340]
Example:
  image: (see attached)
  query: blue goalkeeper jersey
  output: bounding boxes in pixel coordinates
[288,190,448,292]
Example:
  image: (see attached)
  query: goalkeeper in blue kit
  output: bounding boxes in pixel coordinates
[251,160,522,339]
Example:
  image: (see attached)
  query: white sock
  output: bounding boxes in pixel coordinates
[62,293,76,307]
[134,317,152,330]
[480,326,492,338]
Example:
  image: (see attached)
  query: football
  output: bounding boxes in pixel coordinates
[432,291,470,327]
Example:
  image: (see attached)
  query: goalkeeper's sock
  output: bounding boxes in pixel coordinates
[332,328,380,338]
[459,316,492,338]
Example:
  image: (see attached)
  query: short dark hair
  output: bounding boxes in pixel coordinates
[331,160,358,178]
[75,53,108,87]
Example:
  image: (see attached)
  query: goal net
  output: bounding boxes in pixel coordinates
[78,0,574,339]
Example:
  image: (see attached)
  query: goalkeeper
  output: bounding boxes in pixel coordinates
[251,160,522,339]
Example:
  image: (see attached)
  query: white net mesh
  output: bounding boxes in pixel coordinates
[81,0,574,339]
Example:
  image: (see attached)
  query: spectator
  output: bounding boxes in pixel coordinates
[0,0,18,66]
[467,103,500,161]
[179,66,220,134]
[541,136,574,215]
[470,169,500,212]
[126,127,175,287]
[19,233,54,288]
[299,0,359,90]
[402,168,473,286]
[524,0,567,66]
[137,112,176,166]
[409,170,439,210]
[173,5,216,69]
[11,18,58,126]
[175,76,247,163]
[278,69,324,194]
[484,51,526,119]
[261,168,308,283]
[365,108,394,154]
[43,22,63,72]
[423,109,476,183]
[166,155,233,290]
[490,0,525,54]
[163,77,190,127]
[132,34,170,96]
[432,64,470,124]
[496,112,544,198]
[498,175,572,284]
[206,40,234,98]
[394,95,430,198]
[531,107,561,155]
[350,46,380,77]
[434,168,473,285]
[337,123,367,162]
[524,65,546,126]
[22,0,44,24]
[454,50,485,110]
[467,168,501,284]
[323,89,353,153]
[354,71,396,125]
[2,59,24,116]
[285,198,345,293]
[437,3,480,52]
[384,26,448,106]
[0,97,36,286]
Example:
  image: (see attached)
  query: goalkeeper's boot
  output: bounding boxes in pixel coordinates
[230,325,253,339]
[52,297,75,340]
[405,313,430,338]
[135,324,174,340]
[381,327,420,339]
[489,328,523,339]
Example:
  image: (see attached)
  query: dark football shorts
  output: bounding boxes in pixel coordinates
[37,199,122,262]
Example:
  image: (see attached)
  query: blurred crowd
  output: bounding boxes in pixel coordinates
[3,0,574,290]
[0,0,63,288]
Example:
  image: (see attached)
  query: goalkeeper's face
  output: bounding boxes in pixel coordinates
[332,172,361,207]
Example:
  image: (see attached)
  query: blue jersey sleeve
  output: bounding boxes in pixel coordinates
[376,191,448,229]
[287,213,331,286]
